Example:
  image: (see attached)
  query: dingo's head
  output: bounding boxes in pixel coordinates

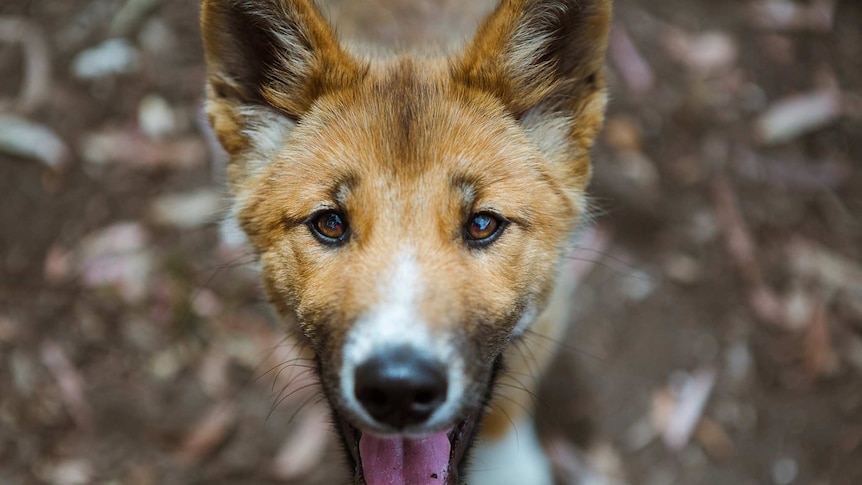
[201,0,610,482]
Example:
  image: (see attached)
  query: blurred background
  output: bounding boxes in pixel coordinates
[1,0,860,484]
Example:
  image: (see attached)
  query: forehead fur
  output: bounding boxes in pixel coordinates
[235,57,579,239]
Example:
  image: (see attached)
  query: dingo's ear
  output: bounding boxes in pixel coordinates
[201,0,365,184]
[455,0,611,169]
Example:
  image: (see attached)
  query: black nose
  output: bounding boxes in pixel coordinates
[354,347,448,429]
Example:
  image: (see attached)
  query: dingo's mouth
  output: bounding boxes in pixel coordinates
[336,411,480,485]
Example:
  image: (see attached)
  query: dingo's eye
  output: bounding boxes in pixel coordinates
[465,212,507,247]
[309,210,349,244]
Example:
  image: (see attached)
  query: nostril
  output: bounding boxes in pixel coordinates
[358,388,389,409]
[414,389,435,405]
[353,346,447,429]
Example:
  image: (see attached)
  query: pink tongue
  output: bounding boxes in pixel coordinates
[359,431,450,485]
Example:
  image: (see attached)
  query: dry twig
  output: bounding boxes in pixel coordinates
[0,17,51,113]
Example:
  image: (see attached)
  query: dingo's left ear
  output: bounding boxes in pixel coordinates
[201,0,365,186]
[455,0,612,181]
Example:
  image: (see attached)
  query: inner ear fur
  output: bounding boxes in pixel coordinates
[201,0,365,116]
[454,0,612,119]
[200,0,367,164]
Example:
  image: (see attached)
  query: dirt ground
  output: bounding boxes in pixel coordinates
[1,0,861,484]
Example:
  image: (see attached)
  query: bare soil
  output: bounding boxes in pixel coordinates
[1,1,860,484]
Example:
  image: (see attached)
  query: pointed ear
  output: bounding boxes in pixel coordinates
[200,0,365,182]
[454,0,612,150]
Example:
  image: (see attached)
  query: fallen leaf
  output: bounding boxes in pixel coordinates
[657,368,717,451]
[110,0,165,36]
[44,244,72,284]
[566,225,613,282]
[609,24,655,95]
[0,114,70,169]
[750,0,835,32]
[198,348,232,399]
[138,94,177,141]
[41,458,94,485]
[0,315,18,343]
[270,403,331,480]
[772,457,799,485]
[139,18,178,57]
[81,129,206,170]
[694,418,735,461]
[711,175,787,327]
[755,90,843,145]
[71,38,139,79]
[148,189,223,229]
[40,341,93,431]
[663,253,703,285]
[617,150,661,199]
[604,116,643,153]
[75,222,153,303]
[546,436,629,485]
[175,401,238,465]
[663,28,738,76]
[844,336,862,377]
[734,154,850,191]
[803,301,839,380]
[787,238,862,298]
[0,17,52,113]
[782,284,815,331]
[650,388,675,438]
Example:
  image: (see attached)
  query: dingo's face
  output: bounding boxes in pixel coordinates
[201,1,610,483]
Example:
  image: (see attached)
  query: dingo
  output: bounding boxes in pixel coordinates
[200,0,611,483]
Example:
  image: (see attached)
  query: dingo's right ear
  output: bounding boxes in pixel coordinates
[201,0,365,185]
[454,0,612,194]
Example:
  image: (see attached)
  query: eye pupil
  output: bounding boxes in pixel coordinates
[313,211,347,241]
[471,215,491,234]
[466,212,503,245]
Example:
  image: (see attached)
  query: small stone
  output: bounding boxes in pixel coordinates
[664,254,703,284]
[783,285,814,331]
[772,457,798,485]
[689,209,720,244]
[72,38,140,79]
[44,459,93,485]
[139,19,178,56]
[724,341,753,387]
[622,417,656,451]
[620,270,655,302]
[604,116,643,152]
[75,222,153,303]
[150,348,183,380]
[617,150,660,189]
[138,94,177,141]
[0,315,19,343]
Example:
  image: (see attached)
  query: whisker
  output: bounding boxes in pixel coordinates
[267,381,320,421]
[511,338,544,383]
[288,394,327,425]
[271,360,316,392]
[522,329,608,364]
[252,357,316,384]
[487,401,520,450]
[490,392,537,423]
[271,365,315,401]
[496,378,549,411]
[566,244,649,273]
[189,252,259,301]
[561,255,652,282]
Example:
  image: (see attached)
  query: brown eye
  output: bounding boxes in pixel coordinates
[310,210,349,244]
[464,212,506,247]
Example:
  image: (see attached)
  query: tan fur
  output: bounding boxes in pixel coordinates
[201,0,611,481]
